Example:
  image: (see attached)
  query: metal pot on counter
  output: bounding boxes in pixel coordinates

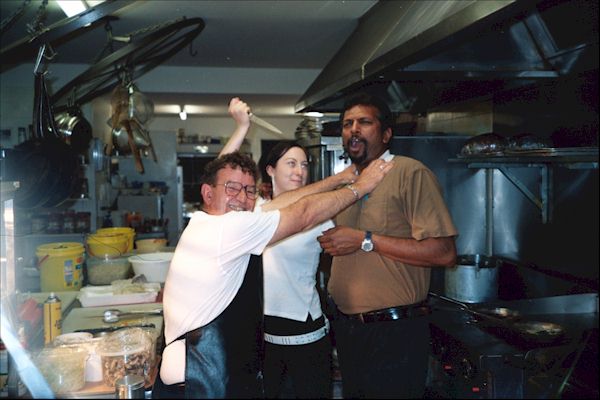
[444,254,501,303]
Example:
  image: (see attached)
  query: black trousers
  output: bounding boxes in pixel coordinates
[263,315,333,400]
[329,302,431,399]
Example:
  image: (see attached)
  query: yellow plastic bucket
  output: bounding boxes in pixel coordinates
[96,227,135,252]
[37,242,85,292]
[87,233,129,258]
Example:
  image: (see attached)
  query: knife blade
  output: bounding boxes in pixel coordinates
[75,323,156,335]
[249,113,283,135]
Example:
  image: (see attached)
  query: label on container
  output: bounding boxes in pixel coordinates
[62,259,84,288]
[64,260,74,285]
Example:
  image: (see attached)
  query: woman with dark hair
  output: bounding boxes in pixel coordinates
[220,98,336,398]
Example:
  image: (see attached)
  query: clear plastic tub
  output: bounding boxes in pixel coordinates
[86,256,132,285]
[97,328,155,388]
[36,346,88,393]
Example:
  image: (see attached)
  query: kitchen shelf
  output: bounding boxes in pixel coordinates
[449,150,598,225]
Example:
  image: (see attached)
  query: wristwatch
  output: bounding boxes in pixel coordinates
[361,231,374,252]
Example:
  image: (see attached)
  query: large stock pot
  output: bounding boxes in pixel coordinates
[444,254,501,303]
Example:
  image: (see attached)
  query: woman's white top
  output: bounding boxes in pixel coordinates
[257,197,334,322]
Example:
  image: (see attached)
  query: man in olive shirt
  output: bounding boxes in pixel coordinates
[318,93,458,398]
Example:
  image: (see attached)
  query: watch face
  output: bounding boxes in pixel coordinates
[361,240,373,252]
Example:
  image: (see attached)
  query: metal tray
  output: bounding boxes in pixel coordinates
[503,147,598,157]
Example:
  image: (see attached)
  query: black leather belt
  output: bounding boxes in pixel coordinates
[340,301,431,323]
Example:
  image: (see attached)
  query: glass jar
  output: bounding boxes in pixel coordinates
[63,211,76,234]
[76,212,91,233]
[31,213,49,234]
[47,213,63,234]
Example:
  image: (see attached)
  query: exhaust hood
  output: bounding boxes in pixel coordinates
[295,0,598,114]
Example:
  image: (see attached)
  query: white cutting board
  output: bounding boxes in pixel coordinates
[62,302,163,333]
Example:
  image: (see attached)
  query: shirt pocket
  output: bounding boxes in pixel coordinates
[359,193,388,232]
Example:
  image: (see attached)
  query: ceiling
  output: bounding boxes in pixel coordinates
[0,0,377,115]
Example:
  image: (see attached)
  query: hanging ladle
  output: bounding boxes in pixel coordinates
[102,308,163,323]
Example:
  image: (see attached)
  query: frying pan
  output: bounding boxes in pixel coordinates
[5,72,56,208]
[6,55,79,209]
[429,292,565,346]
[38,73,79,208]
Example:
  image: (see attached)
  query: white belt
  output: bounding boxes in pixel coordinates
[264,319,329,346]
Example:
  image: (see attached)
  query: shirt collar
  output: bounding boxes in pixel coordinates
[379,150,394,162]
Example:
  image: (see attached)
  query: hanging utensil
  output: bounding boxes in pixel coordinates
[123,119,144,173]
[54,105,92,155]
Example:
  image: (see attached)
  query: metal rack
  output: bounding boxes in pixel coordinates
[450,151,598,224]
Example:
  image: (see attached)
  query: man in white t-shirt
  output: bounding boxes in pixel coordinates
[155,151,393,398]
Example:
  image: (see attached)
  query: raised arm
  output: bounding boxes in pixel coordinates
[269,158,394,245]
[219,97,251,157]
[261,163,358,212]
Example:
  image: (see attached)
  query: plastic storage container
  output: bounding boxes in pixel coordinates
[53,335,104,383]
[97,328,155,387]
[36,242,85,292]
[135,238,167,254]
[86,256,132,285]
[97,227,136,253]
[87,233,129,258]
[36,346,88,393]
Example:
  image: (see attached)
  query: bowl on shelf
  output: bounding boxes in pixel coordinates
[128,252,173,283]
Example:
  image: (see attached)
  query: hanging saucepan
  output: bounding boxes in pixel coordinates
[5,71,56,208]
[38,72,79,208]
[109,117,151,153]
[4,46,78,209]
[54,106,93,155]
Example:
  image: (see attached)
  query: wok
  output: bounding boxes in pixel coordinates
[430,292,565,346]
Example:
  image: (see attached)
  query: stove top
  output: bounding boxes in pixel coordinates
[426,292,598,398]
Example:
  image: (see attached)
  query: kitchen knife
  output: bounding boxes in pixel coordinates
[75,323,156,335]
[249,113,283,135]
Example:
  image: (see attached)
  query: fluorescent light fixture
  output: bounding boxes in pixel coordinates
[179,106,187,121]
[57,0,106,17]
[304,111,324,118]
[57,0,87,17]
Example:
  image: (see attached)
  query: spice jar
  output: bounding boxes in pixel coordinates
[47,213,63,234]
[63,211,76,234]
[76,212,91,233]
[31,213,49,234]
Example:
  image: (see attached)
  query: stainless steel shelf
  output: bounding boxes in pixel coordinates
[449,150,598,225]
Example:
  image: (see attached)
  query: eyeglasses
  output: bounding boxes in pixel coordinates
[216,181,258,199]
